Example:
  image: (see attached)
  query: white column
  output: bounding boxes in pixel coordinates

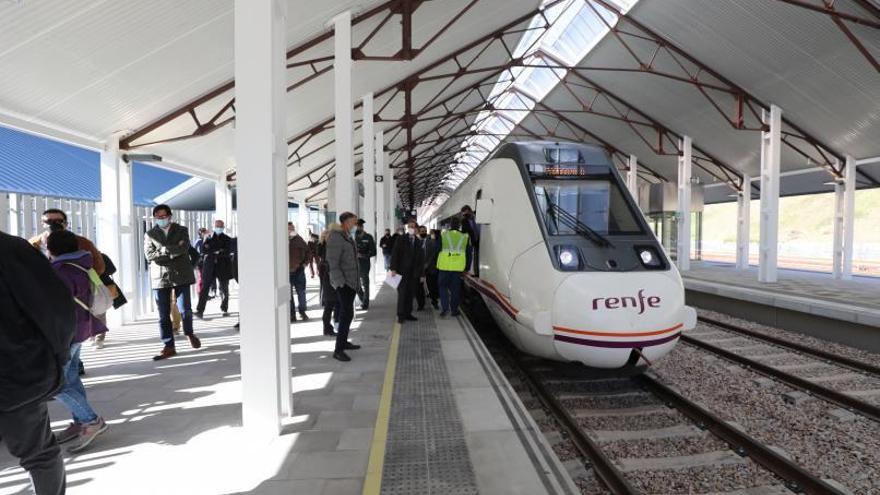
[375,130,387,239]
[362,93,376,238]
[676,136,692,271]
[832,162,845,279]
[333,11,354,214]
[215,176,231,225]
[98,139,136,326]
[297,202,310,235]
[842,155,856,280]
[758,105,781,283]
[6,193,19,236]
[235,0,290,438]
[736,174,751,270]
[387,166,396,229]
[0,192,9,234]
[627,154,638,198]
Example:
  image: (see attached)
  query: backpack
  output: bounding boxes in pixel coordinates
[64,263,113,315]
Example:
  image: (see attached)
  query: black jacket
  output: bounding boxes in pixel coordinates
[0,232,75,412]
[390,234,425,279]
[355,231,377,259]
[379,234,394,255]
[201,232,234,280]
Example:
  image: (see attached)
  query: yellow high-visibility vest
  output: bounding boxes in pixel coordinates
[437,230,469,272]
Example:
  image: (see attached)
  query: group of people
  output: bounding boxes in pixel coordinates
[380,209,473,324]
[0,201,477,493]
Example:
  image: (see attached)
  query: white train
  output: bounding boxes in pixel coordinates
[432,141,696,371]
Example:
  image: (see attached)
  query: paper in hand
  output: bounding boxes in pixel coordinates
[384,273,402,290]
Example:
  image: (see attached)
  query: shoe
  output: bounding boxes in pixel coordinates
[194,312,204,320]
[234,322,240,331]
[360,305,369,310]
[343,342,361,350]
[323,329,337,336]
[451,311,461,317]
[290,314,297,323]
[405,315,418,321]
[55,422,82,444]
[222,312,230,317]
[152,346,177,361]
[68,417,108,453]
[78,361,85,376]
[188,334,202,349]
[299,312,309,321]
[439,310,449,318]
[332,351,351,362]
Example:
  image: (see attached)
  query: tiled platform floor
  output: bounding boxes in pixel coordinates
[683,260,880,327]
[1,272,574,495]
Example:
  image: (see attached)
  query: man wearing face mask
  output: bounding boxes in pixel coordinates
[326,212,362,362]
[144,205,202,361]
[31,209,106,276]
[195,220,234,319]
[354,219,377,310]
[287,222,310,322]
[390,218,425,324]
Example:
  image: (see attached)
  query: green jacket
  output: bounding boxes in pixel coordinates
[144,223,196,289]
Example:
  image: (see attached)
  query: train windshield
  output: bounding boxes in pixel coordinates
[534,179,644,236]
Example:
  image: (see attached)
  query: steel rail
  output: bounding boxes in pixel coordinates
[638,374,846,495]
[681,335,880,423]
[510,353,637,494]
[698,316,880,376]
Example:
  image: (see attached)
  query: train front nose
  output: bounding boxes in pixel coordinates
[552,272,695,369]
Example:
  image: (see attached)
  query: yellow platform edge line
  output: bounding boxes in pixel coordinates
[361,321,401,495]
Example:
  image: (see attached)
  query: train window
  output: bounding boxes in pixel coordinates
[534,179,643,235]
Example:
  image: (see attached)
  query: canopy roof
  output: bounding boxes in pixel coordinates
[0,0,877,208]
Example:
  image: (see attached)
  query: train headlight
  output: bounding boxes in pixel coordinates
[636,246,664,269]
[555,245,581,271]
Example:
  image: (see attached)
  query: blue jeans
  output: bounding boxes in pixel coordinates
[54,343,98,424]
[154,286,194,346]
[290,267,307,314]
[438,271,462,313]
[383,254,391,270]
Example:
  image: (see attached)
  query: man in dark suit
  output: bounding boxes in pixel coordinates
[195,219,234,319]
[389,218,425,324]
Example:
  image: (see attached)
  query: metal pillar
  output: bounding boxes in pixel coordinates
[627,154,638,199]
[676,136,692,271]
[98,138,137,325]
[333,11,354,214]
[362,93,376,238]
[842,155,856,280]
[375,130,387,239]
[234,0,291,438]
[758,105,781,283]
[736,174,751,270]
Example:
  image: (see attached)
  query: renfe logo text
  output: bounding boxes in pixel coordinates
[592,289,660,315]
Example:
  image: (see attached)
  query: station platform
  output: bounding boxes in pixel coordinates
[682,261,880,351]
[0,275,574,495]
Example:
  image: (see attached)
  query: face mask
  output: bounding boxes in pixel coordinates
[407,228,417,236]
[46,220,65,232]
[349,226,358,236]
[419,233,427,239]
[214,227,225,235]
[156,218,170,228]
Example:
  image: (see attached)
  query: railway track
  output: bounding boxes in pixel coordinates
[465,307,847,494]
[684,317,880,423]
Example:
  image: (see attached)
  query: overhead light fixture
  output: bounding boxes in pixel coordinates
[122,153,163,163]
